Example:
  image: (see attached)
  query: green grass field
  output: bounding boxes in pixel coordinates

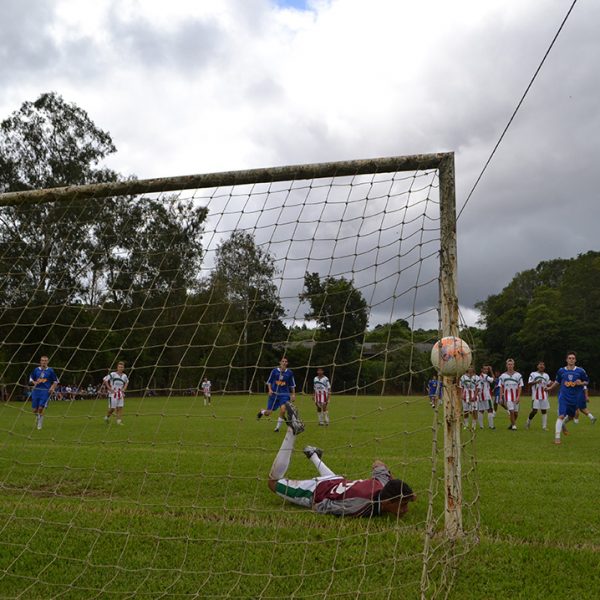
[1,394,599,599]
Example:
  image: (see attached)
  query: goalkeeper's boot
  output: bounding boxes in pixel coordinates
[285,402,304,435]
[303,446,323,460]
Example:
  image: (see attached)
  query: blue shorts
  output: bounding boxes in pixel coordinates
[267,395,290,411]
[31,393,50,410]
[576,397,588,410]
[558,398,578,418]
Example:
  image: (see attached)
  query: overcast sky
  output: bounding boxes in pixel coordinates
[1,0,598,329]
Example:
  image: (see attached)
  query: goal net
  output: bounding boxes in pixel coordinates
[0,154,478,599]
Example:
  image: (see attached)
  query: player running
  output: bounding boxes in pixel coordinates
[313,368,331,426]
[547,352,595,445]
[499,359,523,430]
[201,377,212,406]
[268,425,416,517]
[257,357,303,434]
[103,361,129,425]
[29,355,59,430]
[525,361,551,431]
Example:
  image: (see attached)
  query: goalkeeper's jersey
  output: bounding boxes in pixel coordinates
[312,464,392,517]
[104,372,128,400]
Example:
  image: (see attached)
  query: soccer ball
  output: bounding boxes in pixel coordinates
[431,336,472,377]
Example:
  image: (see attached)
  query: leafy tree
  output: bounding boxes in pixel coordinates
[476,251,600,385]
[300,272,368,391]
[0,93,208,392]
[208,231,285,390]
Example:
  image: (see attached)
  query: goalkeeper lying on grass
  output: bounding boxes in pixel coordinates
[268,423,415,518]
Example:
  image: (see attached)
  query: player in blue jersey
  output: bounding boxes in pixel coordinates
[546,351,594,445]
[29,355,59,430]
[257,357,303,433]
[426,376,442,409]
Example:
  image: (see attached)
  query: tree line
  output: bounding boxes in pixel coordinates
[0,93,435,397]
[2,93,595,397]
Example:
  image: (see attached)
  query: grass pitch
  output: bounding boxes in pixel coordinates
[0,394,598,599]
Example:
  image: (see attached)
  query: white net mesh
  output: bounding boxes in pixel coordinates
[0,156,478,599]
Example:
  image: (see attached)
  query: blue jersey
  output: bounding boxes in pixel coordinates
[29,367,59,398]
[267,368,296,398]
[427,379,442,397]
[555,366,588,404]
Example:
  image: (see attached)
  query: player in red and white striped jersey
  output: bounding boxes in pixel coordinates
[525,361,552,431]
[313,368,331,426]
[103,361,129,425]
[499,359,523,430]
[459,367,479,430]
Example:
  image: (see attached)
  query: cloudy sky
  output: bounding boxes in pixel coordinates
[1,0,598,329]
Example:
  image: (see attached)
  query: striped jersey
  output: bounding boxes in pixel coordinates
[202,380,211,394]
[528,371,550,401]
[499,371,523,403]
[103,372,128,401]
[459,374,479,401]
[313,375,330,404]
[478,374,494,400]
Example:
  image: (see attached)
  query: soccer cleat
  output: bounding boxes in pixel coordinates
[256,411,263,420]
[273,428,280,433]
[553,438,561,445]
[592,417,597,425]
[285,402,304,435]
[116,420,123,425]
[303,446,323,460]
[104,416,109,423]
[489,426,496,430]
[511,425,517,430]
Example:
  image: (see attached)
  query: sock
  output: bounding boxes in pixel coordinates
[477,413,484,428]
[274,417,284,430]
[555,418,563,438]
[541,414,548,429]
[269,428,296,480]
[38,415,43,427]
[309,453,336,477]
[588,413,595,421]
[318,413,323,424]
[463,417,468,427]
[487,412,494,428]
[324,411,329,425]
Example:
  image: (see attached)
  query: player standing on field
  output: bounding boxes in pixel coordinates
[426,376,442,409]
[257,357,303,434]
[478,365,495,429]
[546,351,595,445]
[459,367,479,430]
[313,368,331,426]
[525,361,551,431]
[103,361,129,425]
[201,377,212,406]
[29,355,59,430]
[499,358,523,430]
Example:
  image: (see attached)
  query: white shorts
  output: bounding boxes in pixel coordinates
[462,400,475,412]
[108,394,124,409]
[274,475,340,508]
[477,400,490,411]
[532,398,550,410]
[507,400,520,412]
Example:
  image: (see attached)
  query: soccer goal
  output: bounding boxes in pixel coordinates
[0,153,477,599]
